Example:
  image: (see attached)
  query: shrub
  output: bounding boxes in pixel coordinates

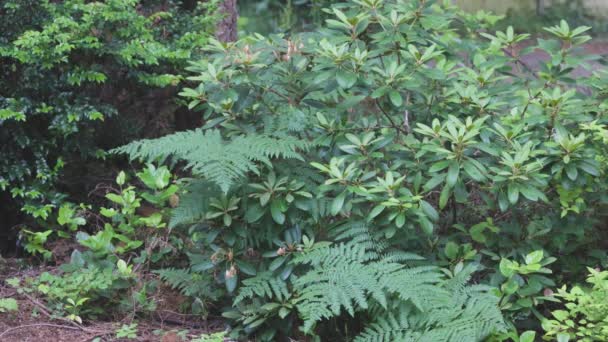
[9,165,189,322]
[0,0,217,229]
[115,0,608,338]
[39,0,608,340]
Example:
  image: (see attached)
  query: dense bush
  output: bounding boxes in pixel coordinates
[0,0,216,231]
[110,0,608,339]
[4,0,608,341]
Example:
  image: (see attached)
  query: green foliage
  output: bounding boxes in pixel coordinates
[0,0,217,227]
[233,272,290,305]
[489,329,538,342]
[226,241,504,340]
[12,165,180,322]
[10,0,608,340]
[33,265,133,322]
[293,243,504,340]
[111,0,608,339]
[239,0,333,34]
[0,298,18,313]
[116,323,139,339]
[542,268,608,341]
[497,0,608,36]
[57,203,87,231]
[76,165,177,258]
[224,272,296,338]
[191,331,227,342]
[20,229,53,259]
[154,267,223,313]
[496,250,558,317]
[113,128,310,192]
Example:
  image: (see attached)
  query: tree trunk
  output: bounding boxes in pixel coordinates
[536,0,545,16]
[216,0,238,43]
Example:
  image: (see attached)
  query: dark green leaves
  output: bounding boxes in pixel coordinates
[389,91,403,107]
[507,183,519,205]
[270,200,286,224]
[429,160,451,173]
[463,160,486,181]
[446,162,460,188]
[445,242,459,259]
[419,200,439,221]
[519,186,547,202]
[419,217,433,235]
[439,186,451,209]
[331,191,347,216]
[226,272,238,293]
[24,1,608,340]
[337,70,357,89]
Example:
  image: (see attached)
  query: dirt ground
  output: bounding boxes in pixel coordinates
[0,259,225,342]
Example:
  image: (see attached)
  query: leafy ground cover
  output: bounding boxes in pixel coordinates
[0,258,226,342]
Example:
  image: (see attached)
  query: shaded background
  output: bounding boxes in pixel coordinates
[238,0,608,36]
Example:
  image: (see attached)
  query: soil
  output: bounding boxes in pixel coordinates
[0,259,225,342]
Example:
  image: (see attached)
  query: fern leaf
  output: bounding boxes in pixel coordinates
[292,243,505,339]
[234,272,290,305]
[112,129,309,192]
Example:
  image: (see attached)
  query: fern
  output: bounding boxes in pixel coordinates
[234,272,290,305]
[355,288,504,342]
[330,221,387,261]
[112,128,309,192]
[154,268,221,301]
[330,221,424,263]
[292,244,505,339]
[292,243,430,332]
[380,266,503,342]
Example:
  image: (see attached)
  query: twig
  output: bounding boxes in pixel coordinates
[521,82,549,118]
[0,290,17,298]
[374,99,408,136]
[22,292,52,317]
[262,85,292,104]
[503,47,536,76]
[404,93,411,133]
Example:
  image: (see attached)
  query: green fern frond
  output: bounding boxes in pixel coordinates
[154,268,220,300]
[155,268,192,291]
[112,129,309,192]
[329,221,423,263]
[382,250,426,263]
[353,305,422,342]
[293,243,416,332]
[354,287,503,342]
[234,272,290,305]
[292,243,504,339]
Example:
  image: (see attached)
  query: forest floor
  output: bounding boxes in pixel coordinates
[0,258,225,342]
